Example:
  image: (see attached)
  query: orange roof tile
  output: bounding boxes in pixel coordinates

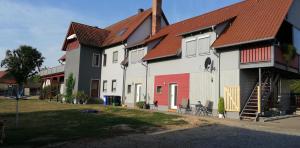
[213,0,294,48]
[62,9,152,50]
[144,0,293,61]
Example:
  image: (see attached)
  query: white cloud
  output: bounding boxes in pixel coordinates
[0,1,101,68]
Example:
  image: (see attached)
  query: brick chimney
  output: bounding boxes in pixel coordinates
[152,0,162,35]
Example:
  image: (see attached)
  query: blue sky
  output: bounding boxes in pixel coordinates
[0,0,241,70]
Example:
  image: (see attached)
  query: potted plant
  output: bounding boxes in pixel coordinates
[218,97,225,118]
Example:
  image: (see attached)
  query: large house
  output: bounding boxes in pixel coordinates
[40,0,300,120]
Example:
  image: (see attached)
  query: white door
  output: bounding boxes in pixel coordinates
[135,84,142,102]
[170,84,178,109]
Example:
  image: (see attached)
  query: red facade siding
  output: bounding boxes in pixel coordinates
[275,46,299,69]
[154,73,190,107]
[66,40,80,51]
[240,45,272,64]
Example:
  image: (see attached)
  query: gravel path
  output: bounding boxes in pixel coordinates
[49,116,300,148]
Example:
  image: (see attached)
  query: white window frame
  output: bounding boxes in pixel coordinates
[102,80,107,92]
[198,34,211,55]
[92,53,101,67]
[112,51,118,63]
[131,50,137,64]
[103,54,107,67]
[185,38,197,58]
[137,49,144,63]
[112,80,117,92]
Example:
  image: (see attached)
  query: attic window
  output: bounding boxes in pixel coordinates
[67,34,77,40]
[117,28,128,36]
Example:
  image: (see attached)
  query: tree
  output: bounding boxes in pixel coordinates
[1,45,44,127]
[65,73,75,103]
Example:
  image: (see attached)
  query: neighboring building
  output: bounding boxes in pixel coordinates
[125,0,300,120]
[0,71,16,96]
[40,0,300,120]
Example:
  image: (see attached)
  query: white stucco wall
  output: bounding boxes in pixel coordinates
[101,45,125,98]
[124,47,148,106]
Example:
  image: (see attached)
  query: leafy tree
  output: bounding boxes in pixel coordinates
[281,44,297,65]
[1,45,44,127]
[65,73,75,103]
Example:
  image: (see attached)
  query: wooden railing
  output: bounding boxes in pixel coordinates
[240,45,272,64]
[224,86,240,112]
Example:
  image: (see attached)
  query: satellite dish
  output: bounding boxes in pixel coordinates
[204,57,212,70]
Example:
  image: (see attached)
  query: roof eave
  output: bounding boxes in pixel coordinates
[213,37,275,49]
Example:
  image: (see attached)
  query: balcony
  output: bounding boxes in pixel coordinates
[39,65,65,77]
[240,44,300,73]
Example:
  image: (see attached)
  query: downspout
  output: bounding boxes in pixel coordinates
[141,61,149,104]
[121,44,127,105]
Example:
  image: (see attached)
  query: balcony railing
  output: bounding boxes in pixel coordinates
[39,65,65,76]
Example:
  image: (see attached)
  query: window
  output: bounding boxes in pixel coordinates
[127,85,132,94]
[103,54,107,66]
[198,36,210,54]
[113,51,118,63]
[156,86,162,94]
[186,40,197,57]
[112,80,117,92]
[102,80,107,92]
[92,53,100,67]
[131,50,137,64]
[137,49,144,62]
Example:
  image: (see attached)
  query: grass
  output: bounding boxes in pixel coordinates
[0,98,186,147]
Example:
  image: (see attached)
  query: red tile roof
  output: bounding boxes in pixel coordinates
[213,0,294,48]
[144,0,293,61]
[0,71,16,84]
[62,9,152,50]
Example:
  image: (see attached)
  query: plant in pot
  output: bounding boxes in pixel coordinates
[218,97,225,118]
[281,43,297,66]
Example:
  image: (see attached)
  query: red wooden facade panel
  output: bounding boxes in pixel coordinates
[240,45,272,64]
[154,73,190,107]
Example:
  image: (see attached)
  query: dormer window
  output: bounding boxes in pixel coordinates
[186,39,197,57]
[198,35,210,54]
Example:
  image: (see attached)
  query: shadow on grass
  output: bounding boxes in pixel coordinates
[0,108,186,147]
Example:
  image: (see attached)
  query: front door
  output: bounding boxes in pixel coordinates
[169,84,178,109]
[135,84,142,102]
[91,80,99,98]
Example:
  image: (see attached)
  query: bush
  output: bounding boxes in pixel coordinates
[39,86,51,100]
[218,97,225,114]
[136,101,146,109]
[86,98,104,104]
[65,74,75,102]
[75,91,89,104]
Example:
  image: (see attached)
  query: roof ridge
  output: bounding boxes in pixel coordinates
[71,21,106,31]
[104,8,152,30]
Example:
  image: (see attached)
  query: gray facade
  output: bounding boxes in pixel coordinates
[64,45,101,96]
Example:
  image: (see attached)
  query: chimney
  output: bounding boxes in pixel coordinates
[138,8,144,14]
[152,0,162,35]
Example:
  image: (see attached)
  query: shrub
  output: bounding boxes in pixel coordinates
[218,97,225,114]
[75,91,89,104]
[65,73,75,102]
[86,98,104,104]
[136,101,146,109]
[39,86,51,100]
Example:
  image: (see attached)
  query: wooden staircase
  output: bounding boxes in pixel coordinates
[240,73,279,121]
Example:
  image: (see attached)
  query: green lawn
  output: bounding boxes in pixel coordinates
[0,98,186,147]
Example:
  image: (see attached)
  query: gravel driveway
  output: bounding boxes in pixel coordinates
[52,117,300,148]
